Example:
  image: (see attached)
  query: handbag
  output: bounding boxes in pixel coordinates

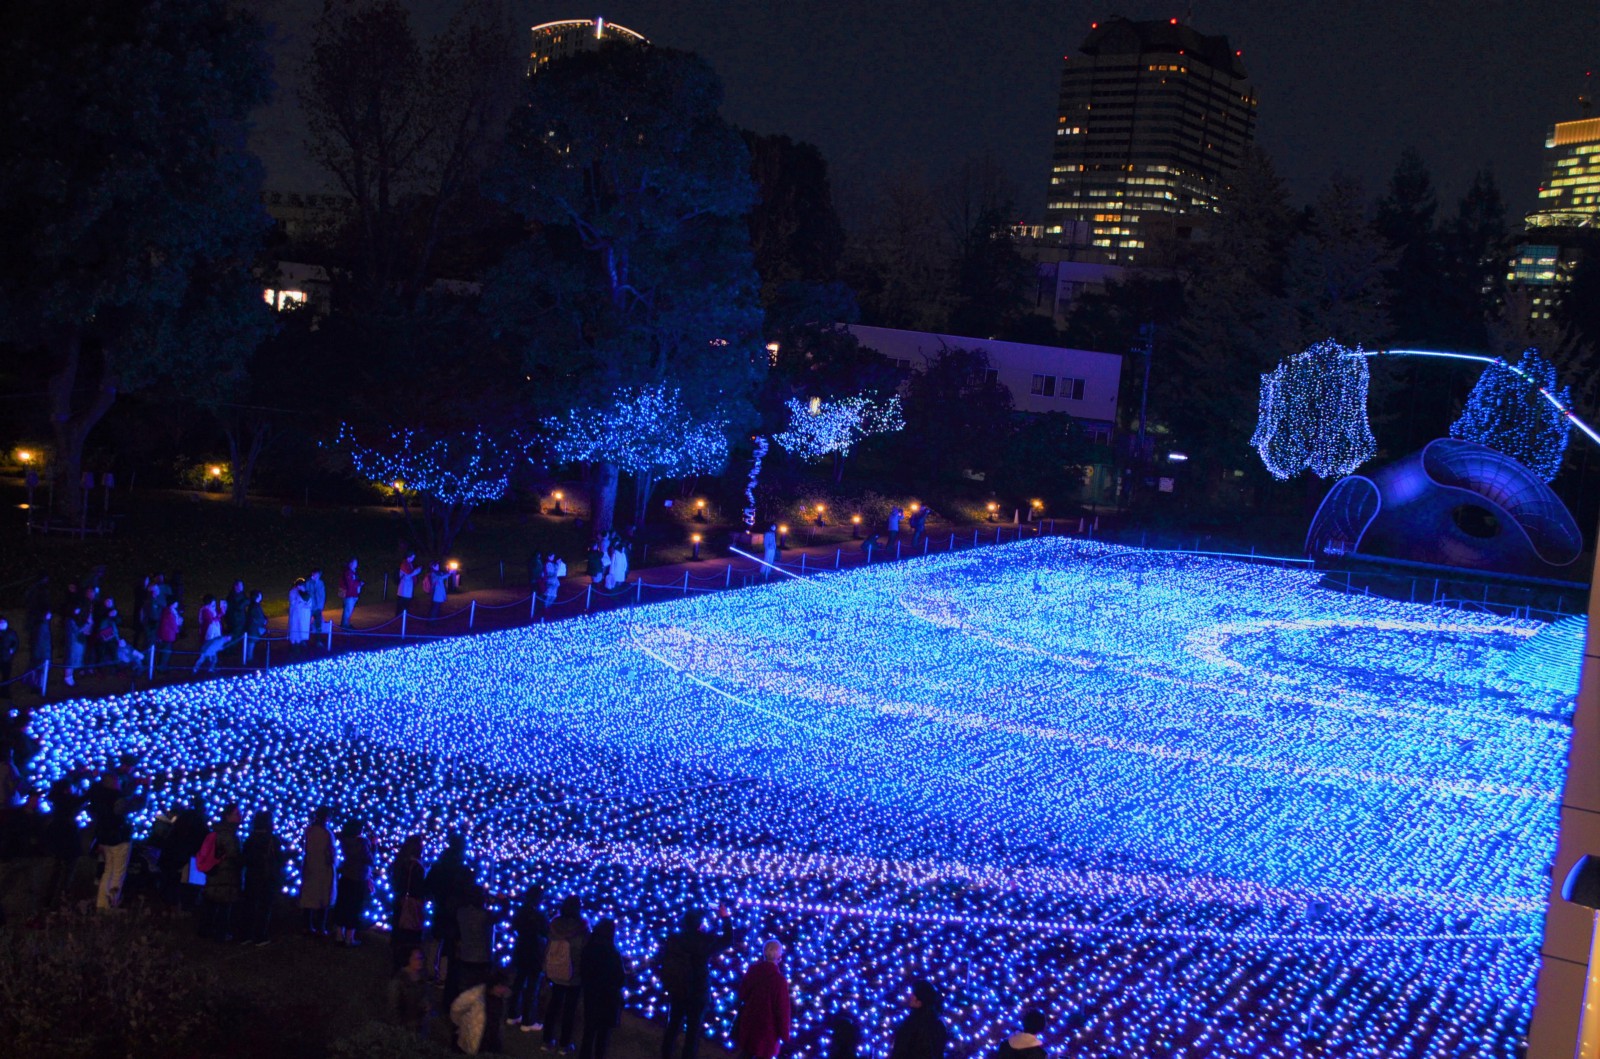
[397,894,426,932]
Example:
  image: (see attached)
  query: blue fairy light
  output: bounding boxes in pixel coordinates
[1450,348,1572,482]
[774,394,904,461]
[1252,340,1377,480]
[26,540,1574,1059]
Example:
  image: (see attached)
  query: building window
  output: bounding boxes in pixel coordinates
[892,358,913,372]
[263,288,307,311]
[1058,377,1086,400]
[1029,374,1057,397]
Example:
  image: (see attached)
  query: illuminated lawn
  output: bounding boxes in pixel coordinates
[34,540,1574,1058]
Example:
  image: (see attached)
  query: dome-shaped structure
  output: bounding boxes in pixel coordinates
[530,18,648,72]
[1306,438,1583,577]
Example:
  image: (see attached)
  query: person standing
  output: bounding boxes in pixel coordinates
[909,507,929,544]
[542,895,590,1052]
[658,907,746,1059]
[761,525,778,580]
[160,793,208,912]
[425,831,472,984]
[426,562,449,619]
[298,806,335,936]
[579,918,627,1059]
[994,1010,1048,1059]
[242,809,288,946]
[225,581,248,642]
[199,803,244,940]
[0,617,20,698]
[540,554,563,615]
[887,506,904,536]
[155,600,182,674]
[607,542,629,591]
[507,883,549,1032]
[339,559,363,631]
[332,817,373,946]
[43,770,91,905]
[305,568,328,641]
[242,591,267,664]
[287,578,312,655]
[390,834,429,971]
[62,605,88,687]
[734,940,792,1059]
[192,597,227,673]
[888,981,948,1059]
[396,553,422,616]
[87,767,146,911]
[453,884,498,1001]
[585,537,605,584]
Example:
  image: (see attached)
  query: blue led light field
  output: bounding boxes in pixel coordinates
[32,540,1577,1058]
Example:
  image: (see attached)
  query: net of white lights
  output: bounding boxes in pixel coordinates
[335,423,525,504]
[547,384,729,477]
[773,394,904,461]
[1450,348,1572,482]
[1251,339,1377,480]
[29,539,1570,1058]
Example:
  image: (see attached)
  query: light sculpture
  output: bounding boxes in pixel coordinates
[1451,348,1572,482]
[1251,340,1377,480]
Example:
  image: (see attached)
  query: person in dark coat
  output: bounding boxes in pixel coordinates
[658,906,746,1059]
[507,883,549,1031]
[200,803,244,941]
[888,980,948,1059]
[994,1010,1047,1059]
[734,940,792,1059]
[159,794,208,911]
[225,581,248,641]
[425,831,471,982]
[542,895,590,1051]
[579,918,626,1059]
[451,883,499,1003]
[242,809,289,945]
[389,834,428,971]
[42,770,91,904]
[332,818,374,946]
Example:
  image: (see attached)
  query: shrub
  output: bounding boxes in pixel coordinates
[327,1021,452,1059]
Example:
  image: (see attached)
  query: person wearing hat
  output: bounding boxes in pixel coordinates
[888,980,948,1059]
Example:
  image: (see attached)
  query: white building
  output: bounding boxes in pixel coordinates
[849,324,1121,436]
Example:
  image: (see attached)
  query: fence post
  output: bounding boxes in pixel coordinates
[866,542,874,563]
[400,611,407,641]
[265,641,271,669]
[148,648,156,682]
[725,565,732,588]
[974,530,980,547]
[896,541,903,560]
[949,532,956,551]
[326,624,334,652]
[800,553,807,574]
[240,633,249,668]
[531,592,538,621]
[835,548,841,570]
[635,580,643,604]
[586,583,593,611]
[683,572,690,595]
[469,600,477,629]
[923,537,929,555]
[39,660,48,697]
[499,560,505,587]
[383,572,390,601]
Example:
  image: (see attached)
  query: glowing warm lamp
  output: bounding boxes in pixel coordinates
[695,499,706,509]
[553,491,564,501]
[446,560,460,572]
[16,449,33,464]
[1031,499,1044,508]
[778,523,789,534]
[209,465,223,478]
[393,480,405,491]
[909,502,921,512]
[851,514,862,524]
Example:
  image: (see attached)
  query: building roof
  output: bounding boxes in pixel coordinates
[1079,17,1247,79]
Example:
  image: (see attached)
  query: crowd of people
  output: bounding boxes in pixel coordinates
[0,704,1047,1059]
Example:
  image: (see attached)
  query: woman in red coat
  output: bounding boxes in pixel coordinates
[734,940,793,1059]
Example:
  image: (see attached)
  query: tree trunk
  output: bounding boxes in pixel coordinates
[633,471,655,529]
[591,461,619,534]
[46,331,118,519]
[833,450,845,483]
[225,419,273,506]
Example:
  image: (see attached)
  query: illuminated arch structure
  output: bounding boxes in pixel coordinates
[1306,438,1584,578]
[530,18,648,72]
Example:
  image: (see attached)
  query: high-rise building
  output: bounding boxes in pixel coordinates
[1527,116,1600,229]
[1509,112,1600,325]
[1043,17,1257,265]
[529,17,647,72]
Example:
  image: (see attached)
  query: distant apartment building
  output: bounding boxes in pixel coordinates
[529,17,647,72]
[1042,17,1257,267]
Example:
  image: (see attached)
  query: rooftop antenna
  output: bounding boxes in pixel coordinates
[1581,69,1593,116]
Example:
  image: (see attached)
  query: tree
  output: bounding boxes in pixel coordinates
[0,0,273,516]
[486,44,765,533]
[843,175,951,331]
[774,394,904,481]
[1286,174,1394,349]
[1251,340,1377,480]
[1450,349,1571,481]
[301,0,522,310]
[941,157,1032,339]
[334,424,527,556]
[745,132,846,295]
[546,385,730,526]
[895,348,1014,488]
[1374,148,1450,346]
[993,413,1091,503]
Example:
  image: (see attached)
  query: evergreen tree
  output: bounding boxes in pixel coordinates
[1286,174,1394,349]
[1450,349,1571,481]
[486,44,764,533]
[0,0,274,516]
[1374,148,1449,345]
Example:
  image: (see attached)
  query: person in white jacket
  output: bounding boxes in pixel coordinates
[287,579,312,650]
[451,973,513,1054]
[606,542,629,590]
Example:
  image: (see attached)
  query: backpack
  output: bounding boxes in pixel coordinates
[194,831,222,874]
[544,935,574,983]
[421,574,434,595]
[555,560,567,578]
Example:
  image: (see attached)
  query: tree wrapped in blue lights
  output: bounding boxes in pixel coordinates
[547,384,729,526]
[774,394,903,481]
[1450,349,1570,481]
[1251,339,1377,479]
[334,424,527,555]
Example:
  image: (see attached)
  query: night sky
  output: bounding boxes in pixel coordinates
[253,0,1599,223]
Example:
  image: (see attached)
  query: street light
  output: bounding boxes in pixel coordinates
[778,523,789,548]
[16,449,33,464]
[814,503,826,527]
[552,489,566,516]
[851,513,862,539]
[690,533,702,560]
[694,498,707,523]
[986,501,999,523]
[209,465,223,479]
